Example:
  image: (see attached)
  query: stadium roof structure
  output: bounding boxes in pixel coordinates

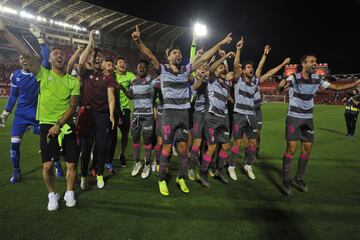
[0,0,188,52]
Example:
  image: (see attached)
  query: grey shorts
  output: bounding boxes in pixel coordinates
[191,111,205,139]
[285,116,314,142]
[233,113,259,140]
[131,114,153,143]
[254,107,262,129]
[161,109,189,144]
[156,112,162,137]
[204,112,230,145]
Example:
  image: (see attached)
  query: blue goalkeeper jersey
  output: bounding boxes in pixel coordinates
[5,69,39,118]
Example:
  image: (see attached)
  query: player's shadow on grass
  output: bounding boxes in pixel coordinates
[0,166,41,187]
[318,127,344,136]
[256,160,285,194]
[242,207,307,240]
[21,166,41,177]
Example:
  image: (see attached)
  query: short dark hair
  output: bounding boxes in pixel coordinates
[301,54,316,64]
[51,47,63,53]
[104,58,113,63]
[92,48,102,56]
[138,59,149,66]
[93,48,101,53]
[216,62,226,70]
[168,46,181,55]
[114,56,127,65]
[242,61,254,69]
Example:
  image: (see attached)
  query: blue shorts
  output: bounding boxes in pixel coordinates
[11,114,40,137]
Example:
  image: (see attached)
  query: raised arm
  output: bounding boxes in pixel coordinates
[0,19,40,74]
[208,55,216,67]
[327,80,360,91]
[256,45,271,77]
[218,49,229,72]
[192,33,233,70]
[209,52,235,73]
[67,45,84,74]
[29,25,51,69]
[132,25,160,71]
[260,57,290,83]
[39,43,51,69]
[79,30,95,74]
[191,47,204,64]
[233,37,244,80]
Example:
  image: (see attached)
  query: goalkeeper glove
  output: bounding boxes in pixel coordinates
[29,24,46,44]
[0,110,10,128]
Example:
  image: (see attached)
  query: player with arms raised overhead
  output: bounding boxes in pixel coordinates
[277,54,360,195]
[131,25,232,196]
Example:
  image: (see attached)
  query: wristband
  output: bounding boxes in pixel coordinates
[2,110,10,117]
[56,120,62,127]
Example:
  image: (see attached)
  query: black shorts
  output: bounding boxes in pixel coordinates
[233,113,259,140]
[188,107,195,130]
[40,124,79,163]
[119,108,131,135]
[131,114,153,143]
[204,112,230,145]
[191,111,205,139]
[285,116,314,142]
[161,109,189,144]
[254,107,262,130]
[156,112,162,137]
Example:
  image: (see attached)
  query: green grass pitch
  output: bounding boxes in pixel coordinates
[0,99,359,240]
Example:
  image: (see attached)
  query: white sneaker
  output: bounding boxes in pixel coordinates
[141,164,151,179]
[131,162,143,176]
[208,168,215,177]
[80,177,87,191]
[188,169,195,181]
[151,161,157,173]
[228,165,238,181]
[172,145,178,156]
[47,192,60,211]
[64,191,76,207]
[244,164,255,180]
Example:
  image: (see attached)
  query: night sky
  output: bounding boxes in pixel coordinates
[86,0,360,74]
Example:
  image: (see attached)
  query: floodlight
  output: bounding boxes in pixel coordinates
[194,23,207,37]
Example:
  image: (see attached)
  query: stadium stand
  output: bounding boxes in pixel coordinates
[0,0,358,102]
[0,0,186,81]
